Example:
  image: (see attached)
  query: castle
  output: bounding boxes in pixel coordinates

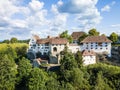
[28,32,112,65]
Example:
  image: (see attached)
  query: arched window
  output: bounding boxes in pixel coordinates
[53,47,57,52]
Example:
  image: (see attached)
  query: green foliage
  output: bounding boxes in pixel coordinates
[17,57,32,81]
[10,37,18,43]
[28,68,48,90]
[2,39,10,43]
[46,72,60,90]
[0,55,17,90]
[75,51,83,68]
[15,45,28,59]
[94,71,112,90]
[60,30,73,43]
[60,51,77,71]
[109,32,118,43]
[88,28,100,36]
[78,32,88,43]
[17,57,32,89]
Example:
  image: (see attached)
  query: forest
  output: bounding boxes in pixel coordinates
[0,42,120,90]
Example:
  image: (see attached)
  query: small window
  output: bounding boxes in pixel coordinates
[53,47,57,52]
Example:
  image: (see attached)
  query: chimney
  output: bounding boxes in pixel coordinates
[47,36,51,38]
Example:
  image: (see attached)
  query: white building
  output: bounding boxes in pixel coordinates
[81,36,112,57]
[28,34,112,64]
[82,50,96,65]
[29,35,68,56]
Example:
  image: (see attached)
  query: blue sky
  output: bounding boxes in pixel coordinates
[0,0,120,40]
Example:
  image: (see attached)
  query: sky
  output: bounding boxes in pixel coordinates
[0,0,120,40]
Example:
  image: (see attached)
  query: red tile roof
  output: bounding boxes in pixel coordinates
[37,37,68,44]
[81,36,112,43]
[82,50,96,56]
[71,32,84,40]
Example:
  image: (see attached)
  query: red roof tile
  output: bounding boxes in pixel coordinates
[37,37,68,44]
[82,50,96,56]
[71,32,84,40]
[81,36,112,43]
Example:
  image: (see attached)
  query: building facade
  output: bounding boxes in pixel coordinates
[81,36,112,57]
[28,34,112,65]
[82,50,96,65]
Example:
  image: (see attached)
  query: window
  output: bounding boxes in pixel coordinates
[100,47,102,49]
[53,47,57,52]
[98,43,102,46]
[95,47,97,49]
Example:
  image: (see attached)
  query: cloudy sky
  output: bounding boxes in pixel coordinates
[0,0,120,40]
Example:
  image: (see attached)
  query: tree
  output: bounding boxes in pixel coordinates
[88,28,100,36]
[10,37,18,43]
[46,72,60,90]
[17,57,32,89]
[60,51,77,71]
[60,49,78,82]
[94,71,112,90]
[78,32,88,43]
[2,39,9,43]
[0,55,17,90]
[5,45,17,60]
[109,32,118,43]
[75,51,83,68]
[28,68,48,90]
[15,45,28,59]
[60,30,73,43]
[17,58,32,80]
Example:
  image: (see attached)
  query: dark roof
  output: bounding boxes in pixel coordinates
[71,32,84,40]
[37,37,68,44]
[81,36,112,43]
[82,50,96,56]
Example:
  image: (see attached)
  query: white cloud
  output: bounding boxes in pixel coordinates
[0,0,102,40]
[0,0,50,40]
[111,24,120,28]
[101,5,110,12]
[29,0,44,12]
[57,0,101,31]
[101,1,116,12]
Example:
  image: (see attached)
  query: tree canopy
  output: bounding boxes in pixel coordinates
[109,32,118,43]
[88,28,100,36]
[0,55,17,90]
[10,37,18,43]
[60,30,73,43]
